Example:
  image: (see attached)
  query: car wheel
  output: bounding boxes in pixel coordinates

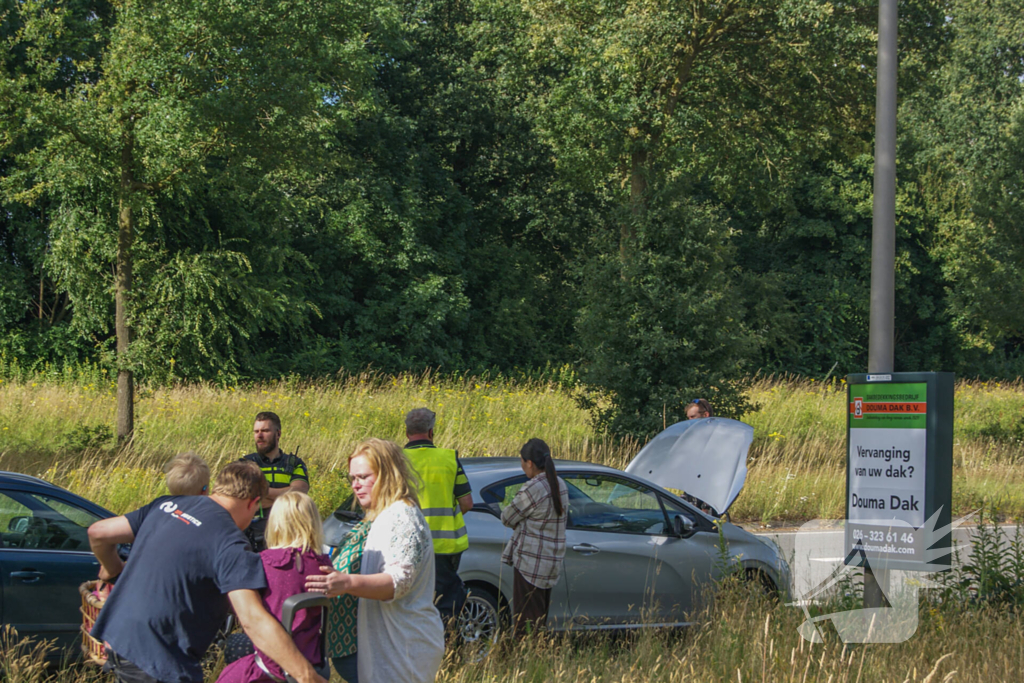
[457,586,501,647]
[744,568,779,598]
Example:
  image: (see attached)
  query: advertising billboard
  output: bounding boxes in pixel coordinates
[845,372,953,571]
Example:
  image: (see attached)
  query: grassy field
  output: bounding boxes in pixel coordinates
[430,584,1024,683]
[3,373,1024,683]
[1,373,1023,523]
[5,579,1022,683]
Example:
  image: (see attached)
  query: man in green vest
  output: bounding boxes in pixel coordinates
[404,407,473,626]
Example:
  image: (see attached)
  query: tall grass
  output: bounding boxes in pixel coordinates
[8,582,1023,682]
[3,373,1024,682]
[442,510,1024,683]
[1,374,1022,522]
[0,372,636,517]
[435,580,1022,683]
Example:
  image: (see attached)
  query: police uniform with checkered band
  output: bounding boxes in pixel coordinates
[239,450,309,550]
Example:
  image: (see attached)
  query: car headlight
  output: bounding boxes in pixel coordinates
[755,535,791,575]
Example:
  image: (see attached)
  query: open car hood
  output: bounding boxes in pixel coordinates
[624,417,754,515]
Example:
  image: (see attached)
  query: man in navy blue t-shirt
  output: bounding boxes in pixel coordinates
[89,461,326,683]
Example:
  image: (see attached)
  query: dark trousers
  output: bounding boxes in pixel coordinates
[512,567,551,638]
[332,653,359,683]
[434,552,468,624]
[245,515,268,552]
[104,649,164,683]
[223,632,255,664]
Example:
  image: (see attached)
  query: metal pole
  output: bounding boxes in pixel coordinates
[864,0,898,609]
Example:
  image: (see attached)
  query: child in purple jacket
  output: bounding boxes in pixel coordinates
[217,491,331,683]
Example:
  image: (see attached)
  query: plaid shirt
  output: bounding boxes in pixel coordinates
[500,475,569,589]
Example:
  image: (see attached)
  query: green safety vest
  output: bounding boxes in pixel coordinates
[404,446,469,554]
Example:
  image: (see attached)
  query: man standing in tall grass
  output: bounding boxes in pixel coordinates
[242,411,310,550]
[403,408,473,628]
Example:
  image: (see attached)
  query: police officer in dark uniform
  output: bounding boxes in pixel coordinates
[240,411,309,551]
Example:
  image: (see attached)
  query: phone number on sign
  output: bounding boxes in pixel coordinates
[852,528,915,544]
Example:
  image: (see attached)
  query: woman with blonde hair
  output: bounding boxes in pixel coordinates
[307,438,443,683]
[217,491,331,683]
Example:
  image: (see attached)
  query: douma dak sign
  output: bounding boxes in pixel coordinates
[844,372,953,571]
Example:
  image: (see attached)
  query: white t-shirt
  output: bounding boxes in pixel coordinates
[357,500,444,683]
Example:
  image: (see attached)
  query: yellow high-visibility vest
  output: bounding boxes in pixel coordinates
[404,446,469,554]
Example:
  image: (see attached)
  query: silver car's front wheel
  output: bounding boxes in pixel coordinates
[457,586,501,646]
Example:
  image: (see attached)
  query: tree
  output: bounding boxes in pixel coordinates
[575,196,755,436]
[482,0,875,249]
[271,0,585,375]
[475,0,878,433]
[1,0,373,442]
[901,0,1024,367]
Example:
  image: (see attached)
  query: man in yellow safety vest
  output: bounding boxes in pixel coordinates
[403,408,473,626]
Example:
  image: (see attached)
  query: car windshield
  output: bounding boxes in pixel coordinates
[562,474,669,535]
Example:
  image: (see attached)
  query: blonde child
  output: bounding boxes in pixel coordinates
[217,491,331,683]
[163,452,210,496]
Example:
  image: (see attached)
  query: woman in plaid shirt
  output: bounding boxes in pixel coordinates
[501,438,569,637]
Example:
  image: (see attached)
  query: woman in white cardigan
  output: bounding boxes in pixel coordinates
[307,438,443,683]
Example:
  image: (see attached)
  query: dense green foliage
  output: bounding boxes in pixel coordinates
[2,0,1023,436]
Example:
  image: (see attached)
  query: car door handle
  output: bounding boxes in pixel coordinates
[571,544,601,555]
[11,571,45,583]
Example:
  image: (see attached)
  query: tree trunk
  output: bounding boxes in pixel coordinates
[630,148,648,211]
[621,148,648,262]
[116,126,135,447]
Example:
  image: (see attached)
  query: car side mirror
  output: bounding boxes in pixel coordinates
[333,495,365,522]
[333,508,364,522]
[471,502,501,518]
[8,516,28,533]
[673,514,696,538]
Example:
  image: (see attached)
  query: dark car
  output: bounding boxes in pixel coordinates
[0,471,115,654]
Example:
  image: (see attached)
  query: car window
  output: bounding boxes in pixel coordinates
[38,495,101,529]
[661,496,701,534]
[561,475,669,535]
[0,493,33,540]
[482,475,593,514]
[0,490,101,552]
[481,476,528,512]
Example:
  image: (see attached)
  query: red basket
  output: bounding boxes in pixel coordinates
[79,580,108,666]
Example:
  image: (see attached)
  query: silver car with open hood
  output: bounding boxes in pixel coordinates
[323,417,790,643]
